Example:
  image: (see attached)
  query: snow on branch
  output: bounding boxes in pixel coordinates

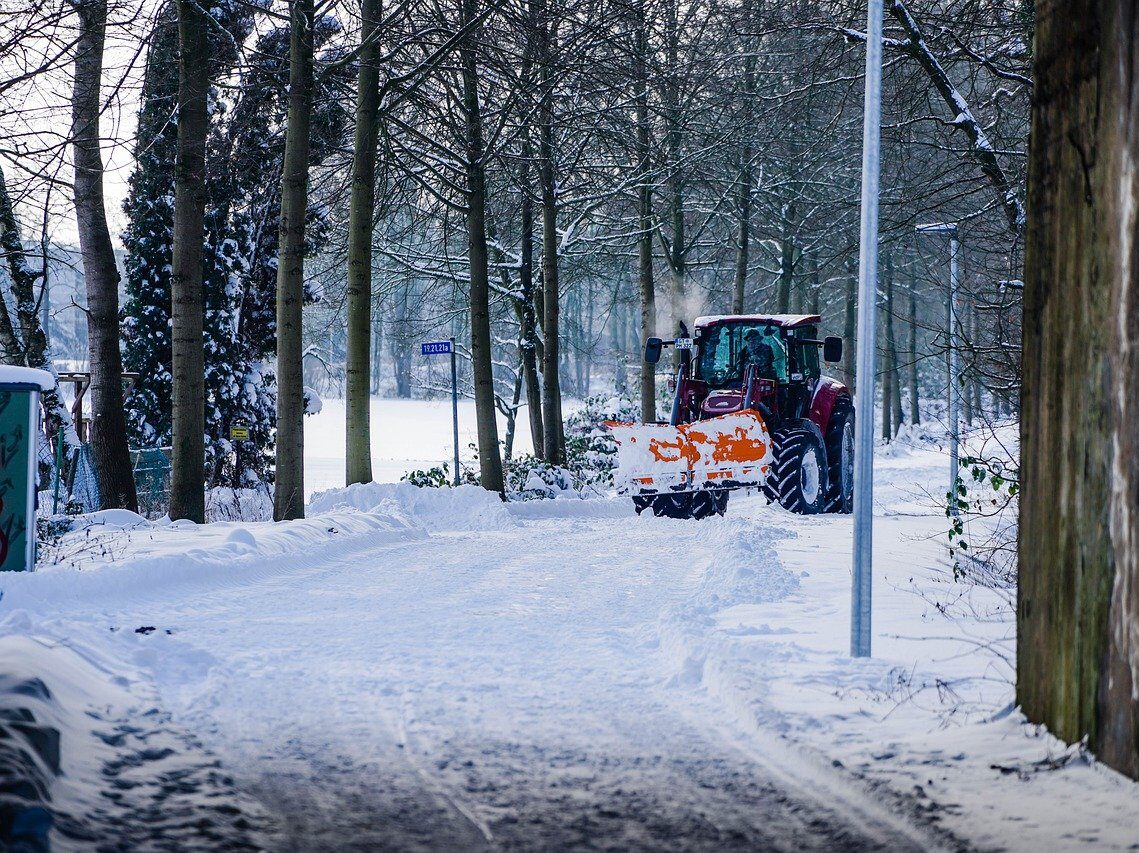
[886,0,1026,234]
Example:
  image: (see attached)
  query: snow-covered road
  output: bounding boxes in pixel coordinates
[197,518,933,849]
[7,488,953,850]
[8,425,1137,850]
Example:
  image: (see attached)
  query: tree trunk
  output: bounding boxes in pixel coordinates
[808,253,821,315]
[1019,0,1139,780]
[662,0,685,338]
[777,209,794,313]
[169,0,209,523]
[344,0,382,487]
[731,0,755,316]
[273,0,315,521]
[970,298,983,422]
[635,2,656,423]
[503,368,523,461]
[908,266,920,424]
[71,0,138,512]
[884,253,902,436]
[518,140,544,457]
[461,0,504,495]
[539,94,564,463]
[733,161,751,314]
[842,255,857,391]
[371,319,383,394]
[962,297,974,426]
[881,297,893,442]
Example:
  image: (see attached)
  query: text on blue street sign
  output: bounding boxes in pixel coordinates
[421,340,453,356]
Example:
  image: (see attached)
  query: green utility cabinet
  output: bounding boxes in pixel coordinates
[0,368,51,571]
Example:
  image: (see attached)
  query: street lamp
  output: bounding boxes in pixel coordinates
[916,222,960,516]
[850,0,884,659]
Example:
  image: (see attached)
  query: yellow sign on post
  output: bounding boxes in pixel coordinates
[230,425,250,441]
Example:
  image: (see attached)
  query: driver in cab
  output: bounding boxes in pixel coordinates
[736,328,775,383]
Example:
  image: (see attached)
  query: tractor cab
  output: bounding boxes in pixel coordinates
[668,314,841,429]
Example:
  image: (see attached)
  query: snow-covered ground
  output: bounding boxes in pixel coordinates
[304,397,534,496]
[2,400,1137,849]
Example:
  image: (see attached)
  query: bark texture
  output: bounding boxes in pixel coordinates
[1019,0,1139,779]
[908,268,920,425]
[460,0,504,495]
[71,0,138,512]
[517,144,544,456]
[344,0,382,487]
[273,0,315,521]
[169,0,209,523]
[537,6,564,464]
[634,1,656,423]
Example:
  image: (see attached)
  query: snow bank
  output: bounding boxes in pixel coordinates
[307,481,514,531]
[0,613,270,847]
[8,508,425,614]
[505,494,634,520]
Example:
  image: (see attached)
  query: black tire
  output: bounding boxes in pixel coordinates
[690,490,729,519]
[824,398,855,514]
[633,491,729,520]
[770,422,828,514]
[648,493,694,519]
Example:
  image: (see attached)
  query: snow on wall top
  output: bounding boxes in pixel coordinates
[0,367,54,391]
[693,314,821,329]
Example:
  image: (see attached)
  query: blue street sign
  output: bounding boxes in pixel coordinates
[421,340,452,356]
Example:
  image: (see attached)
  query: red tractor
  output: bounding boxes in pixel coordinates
[609,314,854,520]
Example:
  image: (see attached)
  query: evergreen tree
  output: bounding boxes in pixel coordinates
[122,6,346,487]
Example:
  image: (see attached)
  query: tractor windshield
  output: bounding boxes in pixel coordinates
[695,323,787,387]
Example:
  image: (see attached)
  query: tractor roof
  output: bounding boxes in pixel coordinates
[693,314,822,330]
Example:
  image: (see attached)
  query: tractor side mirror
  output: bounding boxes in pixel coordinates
[644,337,664,364]
[823,336,843,363]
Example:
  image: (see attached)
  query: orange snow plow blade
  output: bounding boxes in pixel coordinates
[605,410,774,495]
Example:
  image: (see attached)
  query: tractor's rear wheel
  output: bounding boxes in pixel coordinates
[824,398,855,514]
[770,422,828,514]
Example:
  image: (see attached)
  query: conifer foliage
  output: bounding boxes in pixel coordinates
[121,3,346,487]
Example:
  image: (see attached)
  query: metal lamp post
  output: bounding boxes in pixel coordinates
[916,223,961,516]
[850,0,884,659]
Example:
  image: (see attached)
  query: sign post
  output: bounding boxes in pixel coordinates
[421,339,460,486]
[230,423,250,486]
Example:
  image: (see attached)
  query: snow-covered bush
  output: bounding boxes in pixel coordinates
[400,462,478,489]
[562,392,640,486]
[205,487,274,523]
[501,392,640,500]
[503,456,580,500]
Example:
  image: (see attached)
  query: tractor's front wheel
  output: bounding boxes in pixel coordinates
[770,423,828,514]
[632,491,729,519]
